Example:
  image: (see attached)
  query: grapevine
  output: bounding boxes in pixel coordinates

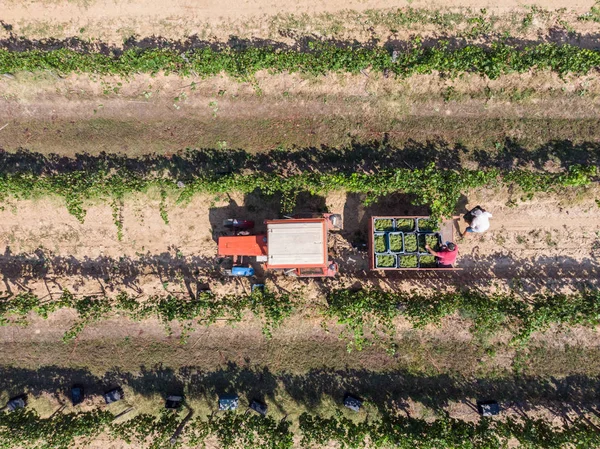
[2,42,600,79]
[1,287,599,349]
[0,157,593,228]
[1,407,599,449]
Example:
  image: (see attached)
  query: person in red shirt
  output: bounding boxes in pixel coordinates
[425,242,458,267]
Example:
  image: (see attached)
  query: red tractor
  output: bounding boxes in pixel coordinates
[218,214,342,277]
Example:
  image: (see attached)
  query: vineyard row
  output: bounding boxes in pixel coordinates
[0,162,595,228]
[3,41,600,79]
[3,288,600,350]
[1,406,599,449]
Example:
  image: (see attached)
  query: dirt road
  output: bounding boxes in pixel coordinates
[4,0,594,24]
[0,188,597,299]
[2,71,600,156]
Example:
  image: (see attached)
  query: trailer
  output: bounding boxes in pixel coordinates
[369,215,460,271]
[218,214,341,277]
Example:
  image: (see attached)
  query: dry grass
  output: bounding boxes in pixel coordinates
[1,4,598,46]
[0,332,488,377]
[4,115,600,157]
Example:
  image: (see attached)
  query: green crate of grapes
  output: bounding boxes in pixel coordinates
[418,233,442,255]
[398,254,418,268]
[417,218,439,232]
[374,232,388,253]
[394,218,415,232]
[376,254,397,268]
[374,218,394,232]
[371,216,451,270]
[387,232,403,253]
[402,233,418,253]
[418,254,438,268]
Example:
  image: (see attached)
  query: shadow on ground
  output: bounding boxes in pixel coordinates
[2,138,600,177]
[0,245,598,296]
[2,30,600,53]
[0,246,219,297]
[351,251,600,293]
[0,363,599,417]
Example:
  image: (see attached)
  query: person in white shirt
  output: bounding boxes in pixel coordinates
[460,206,492,237]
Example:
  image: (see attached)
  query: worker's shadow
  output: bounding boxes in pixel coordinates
[454,194,470,217]
[452,194,471,234]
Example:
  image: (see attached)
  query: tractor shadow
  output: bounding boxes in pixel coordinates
[207,190,329,244]
[207,190,282,244]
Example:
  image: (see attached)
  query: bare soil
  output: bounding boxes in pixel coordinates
[0,188,598,298]
[2,71,600,156]
[1,2,600,445]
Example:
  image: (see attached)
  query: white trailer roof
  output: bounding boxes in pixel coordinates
[267,221,326,266]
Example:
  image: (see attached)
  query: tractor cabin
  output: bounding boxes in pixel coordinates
[218,216,340,277]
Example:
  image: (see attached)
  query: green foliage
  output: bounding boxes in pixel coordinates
[513,291,600,345]
[159,187,170,225]
[504,165,596,196]
[110,199,124,240]
[0,408,291,449]
[0,409,113,449]
[200,413,293,449]
[324,289,400,351]
[0,158,594,233]
[299,413,371,449]
[1,407,599,449]
[299,413,600,449]
[3,42,600,80]
[0,288,294,342]
[109,411,180,448]
[324,289,600,351]
[0,292,40,326]
[504,416,600,449]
